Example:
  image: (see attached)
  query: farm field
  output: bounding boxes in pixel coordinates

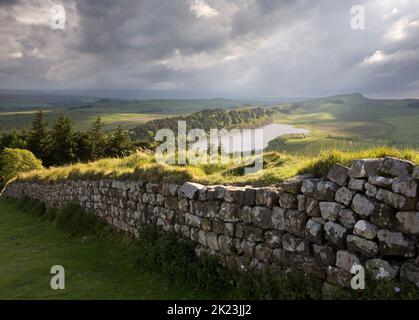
[0,109,171,131]
[1,92,419,155]
[0,94,249,131]
[269,93,419,154]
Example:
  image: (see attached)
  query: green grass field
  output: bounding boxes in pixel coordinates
[269,94,419,154]
[0,109,171,132]
[1,93,419,154]
[0,199,215,299]
[0,97,247,131]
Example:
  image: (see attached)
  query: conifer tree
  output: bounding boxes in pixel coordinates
[104,125,134,157]
[51,114,76,165]
[28,110,50,162]
[88,116,105,159]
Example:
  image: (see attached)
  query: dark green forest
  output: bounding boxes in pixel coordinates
[0,111,137,168]
[132,106,289,139]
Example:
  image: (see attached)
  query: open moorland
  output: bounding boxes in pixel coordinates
[2,92,419,155]
[267,93,419,154]
[0,92,250,131]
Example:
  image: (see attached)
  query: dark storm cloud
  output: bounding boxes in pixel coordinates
[230,0,311,38]
[0,0,418,98]
[0,0,19,6]
[74,0,229,58]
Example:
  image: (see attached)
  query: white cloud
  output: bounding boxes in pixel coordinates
[361,49,419,67]
[382,7,398,19]
[362,50,386,65]
[386,18,409,40]
[2,0,419,97]
[190,0,219,19]
[385,16,419,40]
[9,52,23,59]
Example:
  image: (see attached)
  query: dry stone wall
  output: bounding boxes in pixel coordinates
[3,156,419,292]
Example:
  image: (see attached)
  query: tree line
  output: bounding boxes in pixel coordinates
[0,111,136,167]
[131,107,286,140]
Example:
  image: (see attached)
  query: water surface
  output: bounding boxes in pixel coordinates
[192,123,310,153]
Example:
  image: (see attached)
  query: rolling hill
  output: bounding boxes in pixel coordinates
[267,93,419,153]
[1,91,419,155]
[0,91,255,131]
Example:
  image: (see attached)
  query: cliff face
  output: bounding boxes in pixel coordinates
[3,156,419,292]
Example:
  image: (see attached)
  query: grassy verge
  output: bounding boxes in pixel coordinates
[14,147,419,187]
[0,198,215,299]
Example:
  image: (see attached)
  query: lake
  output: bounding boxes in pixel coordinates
[192,123,310,153]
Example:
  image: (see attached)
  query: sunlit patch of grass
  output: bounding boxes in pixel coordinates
[301,146,419,177]
[14,147,419,187]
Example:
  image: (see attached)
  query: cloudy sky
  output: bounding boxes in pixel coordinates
[1,0,419,98]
